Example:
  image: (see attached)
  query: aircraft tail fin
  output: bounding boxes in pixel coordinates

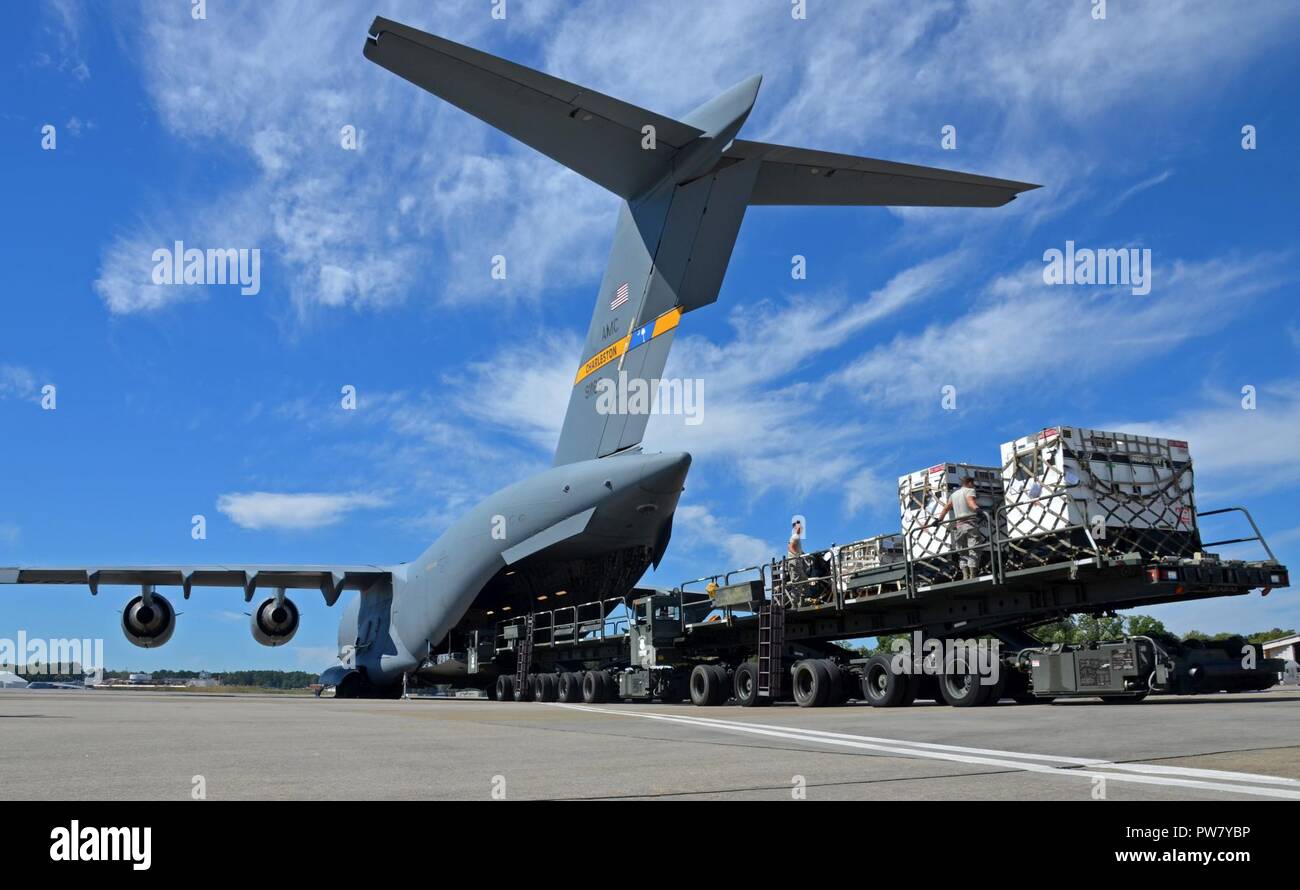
[364,17,705,200]
[363,19,1039,467]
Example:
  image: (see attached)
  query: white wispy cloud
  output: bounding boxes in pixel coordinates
[33,0,90,81]
[830,253,1289,410]
[1104,380,1300,499]
[0,365,39,401]
[673,504,775,568]
[94,0,1298,321]
[216,491,389,531]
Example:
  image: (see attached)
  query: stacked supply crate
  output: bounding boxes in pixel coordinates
[838,533,905,575]
[1000,426,1197,566]
[898,463,1003,580]
[836,533,906,598]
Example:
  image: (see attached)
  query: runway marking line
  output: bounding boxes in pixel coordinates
[552,703,1300,800]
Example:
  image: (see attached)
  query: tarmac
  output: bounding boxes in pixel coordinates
[1,688,1297,800]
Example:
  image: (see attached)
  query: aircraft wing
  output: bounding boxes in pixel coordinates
[363,16,704,200]
[724,139,1040,207]
[0,565,392,606]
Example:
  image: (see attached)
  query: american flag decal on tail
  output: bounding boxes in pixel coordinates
[609,281,629,311]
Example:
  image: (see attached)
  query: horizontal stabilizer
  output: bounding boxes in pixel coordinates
[363,19,1040,466]
[364,17,702,200]
[724,139,1040,206]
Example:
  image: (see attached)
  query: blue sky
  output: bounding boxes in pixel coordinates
[2,0,1298,672]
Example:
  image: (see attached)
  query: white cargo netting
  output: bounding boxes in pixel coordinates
[898,462,1004,582]
[999,426,1198,569]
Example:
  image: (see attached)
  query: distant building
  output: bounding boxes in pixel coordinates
[1263,635,1299,663]
[1263,635,1300,686]
[128,672,153,684]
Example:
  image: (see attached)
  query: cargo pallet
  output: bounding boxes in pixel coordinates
[463,506,1289,708]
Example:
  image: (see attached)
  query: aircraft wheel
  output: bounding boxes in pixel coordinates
[582,670,608,704]
[861,654,912,707]
[733,661,767,707]
[495,675,514,701]
[792,659,832,708]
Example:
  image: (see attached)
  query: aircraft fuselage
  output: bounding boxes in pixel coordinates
[330,450,691,692]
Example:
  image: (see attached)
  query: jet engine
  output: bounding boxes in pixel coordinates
[122,591,177,648]
[250,594,300,647]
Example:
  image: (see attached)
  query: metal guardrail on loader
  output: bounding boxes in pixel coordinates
[477,503,1289,709]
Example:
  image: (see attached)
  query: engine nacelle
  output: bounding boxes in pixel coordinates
[122,593,177,648]
[251,595,300,647]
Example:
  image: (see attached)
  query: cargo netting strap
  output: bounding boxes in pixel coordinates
[999,435,1201,571]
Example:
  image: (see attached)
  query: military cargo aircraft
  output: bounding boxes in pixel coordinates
[1,17,1036,697]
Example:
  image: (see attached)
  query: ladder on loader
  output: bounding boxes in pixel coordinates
[757,596,785,700]
[514,613,534,699]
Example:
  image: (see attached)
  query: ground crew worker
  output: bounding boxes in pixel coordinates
[931,476,983,580]
[786,519,807,600]
[788,519,805,558]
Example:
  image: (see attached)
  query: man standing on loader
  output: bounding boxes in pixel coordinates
[931,475,984,580]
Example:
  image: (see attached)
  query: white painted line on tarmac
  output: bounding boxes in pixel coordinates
[617,711,1300,787]
[552,703,1300,800]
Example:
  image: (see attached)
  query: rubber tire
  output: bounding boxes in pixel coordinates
[977,668,1009,706]
[485,681,498,701]
[1100,693,1148,704]
[531,673,555,702]
[792,659,832,708]
[861,654,913,708]
[495,675,514,701]
[708,665,730,705]
[733,661,764,707]
[822,660,848,705]
[514,675,533,702]
[582,670,607,704]
[690,664,726,706]
[938,666,992,708]
[556,672,581,703]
